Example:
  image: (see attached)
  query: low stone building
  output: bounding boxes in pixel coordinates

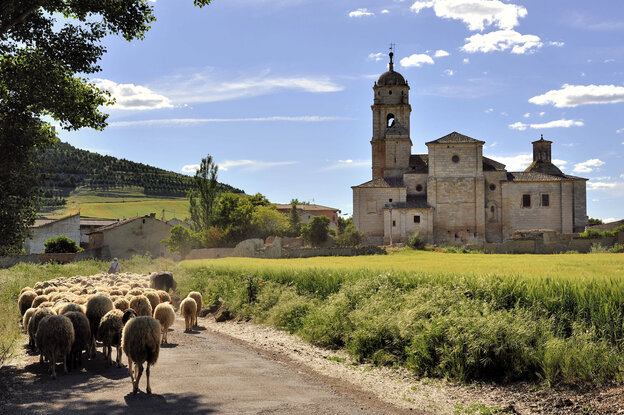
[275,204,341,230]
[87,213,173,259]
[352,51,587,245]
[23,213,81,254]
[79,217,118,248]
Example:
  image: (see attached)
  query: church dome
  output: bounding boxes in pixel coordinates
[377,70,406,86]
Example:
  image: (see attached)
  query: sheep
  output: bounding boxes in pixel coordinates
[31,294,49,309]
[114,297,130,312]
[22,307,37,332]
[144,291,160,311]
[19,286,33,295]
[128,288,143,296]
[180,297,197,331]
[156,290,171,304]
[63,311,91,370]
[59,302,84,315]
[85,295,114,358]
[98,309,125,367]
[129,295,152,317]
[153,303,175,344]
[188,291,203,318]
[35,314,74,379]
[38,301,55,309]
[121,313,161,394]
[149,272,177,293]
[28,307,55,350]
[43,286,58,295]
[18,291,37,315]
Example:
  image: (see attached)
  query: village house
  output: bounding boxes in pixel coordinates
[87,213,172,259]
[23,213,81,254]
[275,204,341,230]
[352,51,587,245]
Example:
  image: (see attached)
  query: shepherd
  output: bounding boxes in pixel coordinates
[108,258,121,274]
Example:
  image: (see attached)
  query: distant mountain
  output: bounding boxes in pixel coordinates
[38,141,242,207]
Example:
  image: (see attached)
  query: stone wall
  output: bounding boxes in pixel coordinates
[353,186,406,238]
[483,232,615,254]
[186,248,237,260]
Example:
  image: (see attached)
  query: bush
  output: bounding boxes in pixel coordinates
[613,225,624,233]
[160,225,199,258]
[610,243,624,253]
[43,235,82,253]
[301,215,331,246]
[353,245,386,256]
[334,224,363,247]
[579,229,615,238]
[407,233,426,250]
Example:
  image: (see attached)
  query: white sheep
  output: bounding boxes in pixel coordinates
[188,291,203,318]
[153,303,175,344]
[121,313,161,394]
[180,297,197,331]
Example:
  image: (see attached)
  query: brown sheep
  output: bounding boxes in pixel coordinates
[149,272,177,292]
[98,309,125,367]
[64,311,91,370]
[143,291,161,311]
[18,291,37,315]
[156,290,171,304]
[114,298,130,312]
[36,314,74,379]
[180,297,197,331]
[28,307,55,350]
[153,303,175,344]
[121,314,161,394]
[85,295,114,358]
[31,295,49,308]
[129,295,152,317]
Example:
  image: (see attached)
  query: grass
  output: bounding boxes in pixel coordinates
[45,186,189,220]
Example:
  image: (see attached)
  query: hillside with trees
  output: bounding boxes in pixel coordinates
[37,141,242,207]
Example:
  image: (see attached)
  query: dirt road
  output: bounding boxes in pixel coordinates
[0,316,412,415]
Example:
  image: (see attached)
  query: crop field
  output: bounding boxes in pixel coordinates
[45,187,189,220]
[3,251,624,387]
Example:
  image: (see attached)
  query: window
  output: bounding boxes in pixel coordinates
[389,90,392,95]
[522,194,531,208]
[452,155,460,163]
[392,220,396,227]
[489,184,496,191]
[490,205,495,213]
[389,198,393,202]
[414,215,420,223]
[541,194,550,207]
[416,184,423,192]
[386,113,395,127]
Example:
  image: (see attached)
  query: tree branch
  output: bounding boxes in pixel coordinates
[0,1,46,34]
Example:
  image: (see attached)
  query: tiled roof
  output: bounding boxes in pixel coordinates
[86,215,170,234]
[32,213,80,228]
[80,219,118,227]
[524,160,563,175]
[507,172,587,182]
[426,131,485,145]
[483,157,506,171]
[352,177,405,188]
[275,204,340,212]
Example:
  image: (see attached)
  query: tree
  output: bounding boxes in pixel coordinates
[43,235,82,253]
[587,217,603,226]
[160,225,199,259]
[0,0,212,255]
[334,218,363,247]
[288,200,301,236]
[212,192,255,245]
[188,154,219,232]
[251,205,288,239]
[301,215,331,246]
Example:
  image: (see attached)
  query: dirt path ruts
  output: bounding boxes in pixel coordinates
[0,316,415,415]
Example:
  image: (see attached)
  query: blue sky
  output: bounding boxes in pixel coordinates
[61,0,624,222]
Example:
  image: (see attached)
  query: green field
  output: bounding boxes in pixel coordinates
[3,251,624,386]
[45,187,189,220]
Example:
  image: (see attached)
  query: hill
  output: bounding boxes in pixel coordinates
[37,141,242,212]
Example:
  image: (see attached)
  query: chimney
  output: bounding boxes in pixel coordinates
[532,134,552,163]
[150,213,156,218]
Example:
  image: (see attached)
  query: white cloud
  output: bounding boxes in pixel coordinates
[573,159,605,173]
[109,116,350,128]
[400,53,435,67]
[548,41,565,47]
[93,79,173,111]
[155,69,343,104]
[539,112,545,116]
[485,108,494,113]
[218,160,298,171]
[616,128,624,134]
[604,59,615,63]
[602,217,617,223]
[523,112,530,118]
[509,119,584,131]
[410,0,527,31]
[463,58,470,64]
[444,69,455,76]
[322,159,371,170]
[181,164,200,173]
[381,9,390,14]
[434,49,450,57]
[349,8,374,17]
[462,30,542,54]
[368,52,386,62]
[489,153,567,171]
[529,84,624,108]
[587,182,617,190]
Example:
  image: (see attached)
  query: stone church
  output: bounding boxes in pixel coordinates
[352,52,587,245]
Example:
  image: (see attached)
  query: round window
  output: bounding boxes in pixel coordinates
[452,155,460,163]
[489,184,496,191]
[416,184,423,192]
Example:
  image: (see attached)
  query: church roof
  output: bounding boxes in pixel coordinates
[507,172,587,182]
[408,154,429,173]
[523,160,563,175]
[483,157,506,171]
[352,177,405,188]
[384,195,432,210]
[426,131,485,145]
[377,70,407,86]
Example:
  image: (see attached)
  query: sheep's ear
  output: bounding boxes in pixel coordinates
[122,309,136,324]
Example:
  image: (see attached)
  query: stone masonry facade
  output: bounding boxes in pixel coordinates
[352,52,587,245]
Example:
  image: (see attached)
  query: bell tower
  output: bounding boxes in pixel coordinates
[371,46,412,179]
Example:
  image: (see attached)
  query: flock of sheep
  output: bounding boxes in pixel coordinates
[16,271,204,394]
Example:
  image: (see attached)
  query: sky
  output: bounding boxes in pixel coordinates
[60,0,624,222]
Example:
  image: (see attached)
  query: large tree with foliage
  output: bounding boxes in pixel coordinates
[0,0,211,255]
[188,154,219,232]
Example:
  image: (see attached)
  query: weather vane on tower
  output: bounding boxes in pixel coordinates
[389,42,395,70]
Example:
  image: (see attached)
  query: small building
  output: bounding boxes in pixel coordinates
[275,204,341,230]
[23,213,81,254]
[87,213,173,259]
[79,217,118,248]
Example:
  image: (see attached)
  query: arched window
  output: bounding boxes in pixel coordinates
[386,113,395,127]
